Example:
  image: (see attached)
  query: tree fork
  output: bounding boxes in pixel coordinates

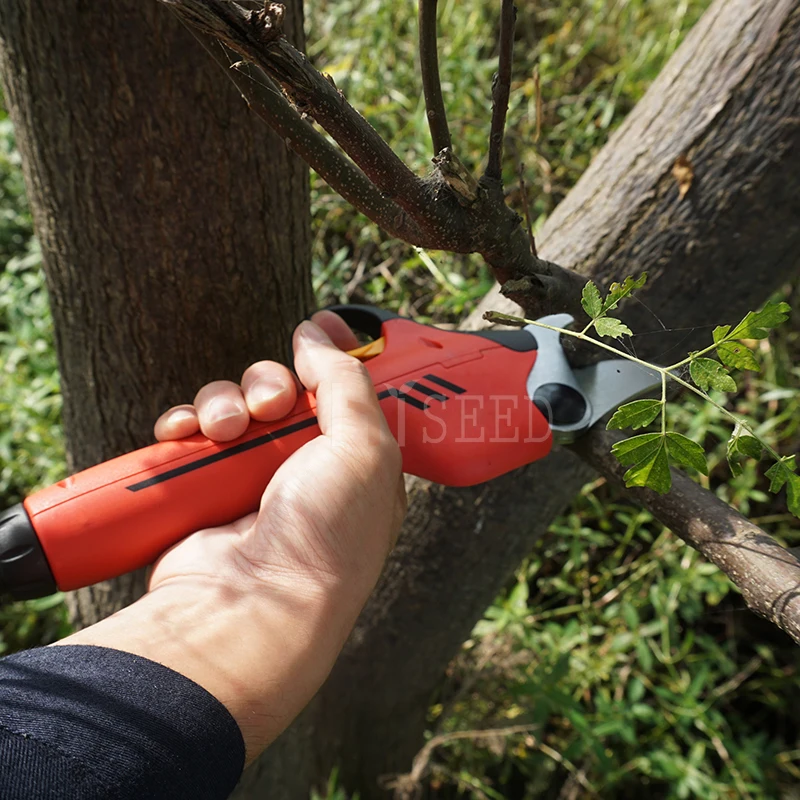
[163,0,587,317]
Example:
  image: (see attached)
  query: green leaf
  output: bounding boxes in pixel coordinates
[765,458,800,517]
[581,281,603,319]
[611,433,664,466]
[607,399,663,431]
[594,316,633,339]
[620,437,671,494]
[729,424,762,459]
[729,301,791,340]
[689,357,737,393]
[789,475,800,518]
[602,273,648,312]
[712,325,731,344]
[717,341,760,372]
[727,425,762,477]
[665,432,708,475]
[611,433,672,493]
[765,456,797,492]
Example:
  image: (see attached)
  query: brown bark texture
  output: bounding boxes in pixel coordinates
[0,0,312,624]
[235,0,800,797]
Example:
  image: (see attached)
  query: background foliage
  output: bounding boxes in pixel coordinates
[2,0,799,796]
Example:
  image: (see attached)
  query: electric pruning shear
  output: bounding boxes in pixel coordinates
[0,305,660,600]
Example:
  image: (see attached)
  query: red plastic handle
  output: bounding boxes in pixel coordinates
[23,316,552,591]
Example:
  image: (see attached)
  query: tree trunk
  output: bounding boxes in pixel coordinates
[235,0,800,796]
[0,1,311,623]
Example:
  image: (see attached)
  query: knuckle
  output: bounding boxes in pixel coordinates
[336,355,371,383]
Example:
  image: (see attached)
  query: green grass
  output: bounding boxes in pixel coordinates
[4,0,800,796]
[0,107,68,655]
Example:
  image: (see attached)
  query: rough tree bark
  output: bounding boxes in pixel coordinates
[227,0,800,797]
[0,2,312,623]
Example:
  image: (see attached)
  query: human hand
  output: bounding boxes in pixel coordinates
[149,310,406,609]
[59,311,406,760]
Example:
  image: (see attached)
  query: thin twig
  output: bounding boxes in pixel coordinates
[485,0,516,180]
[418,0,451,156]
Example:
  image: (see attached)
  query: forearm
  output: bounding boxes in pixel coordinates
[56,574,359,761]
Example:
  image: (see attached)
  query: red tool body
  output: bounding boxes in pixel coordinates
[1,307,552,598]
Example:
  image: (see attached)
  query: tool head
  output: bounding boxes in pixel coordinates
[525,314,661,442]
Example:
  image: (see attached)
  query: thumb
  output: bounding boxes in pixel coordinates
[292,321,391,451]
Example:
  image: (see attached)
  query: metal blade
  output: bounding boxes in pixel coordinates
[524,314,661,443]
[572,359,661,433]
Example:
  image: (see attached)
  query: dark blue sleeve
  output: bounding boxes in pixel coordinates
[0,644,245,800]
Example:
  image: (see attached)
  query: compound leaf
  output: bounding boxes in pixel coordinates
[729,301,791,341]
[665,432,708,475]
[690,357,737,393]
[607,399,663,431]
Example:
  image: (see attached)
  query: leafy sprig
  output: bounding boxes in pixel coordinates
[490,278,798,516]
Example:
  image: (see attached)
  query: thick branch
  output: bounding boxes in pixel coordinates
[162,0,445,234]
[571,427,800,644]
[188,29,436,246]
[485,0,516,180]
[418,0,451,155]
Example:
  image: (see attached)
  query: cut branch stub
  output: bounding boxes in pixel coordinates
[432,148,478,206]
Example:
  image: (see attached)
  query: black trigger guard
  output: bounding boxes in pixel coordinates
[323,304,402,340]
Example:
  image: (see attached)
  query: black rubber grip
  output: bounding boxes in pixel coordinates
[324,304,401,339]
[469,329,538,352]
[0,504,57,600]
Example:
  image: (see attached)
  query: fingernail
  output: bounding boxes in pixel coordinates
[167,408,196,424]
[207,396,243,423]
[249,378,286,406]
[298,320,332,346]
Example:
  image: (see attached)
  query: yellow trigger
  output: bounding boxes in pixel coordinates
[346,337,386,362]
